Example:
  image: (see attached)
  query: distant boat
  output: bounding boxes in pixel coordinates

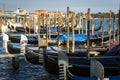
[15,26,57,34]
[74,23,102,33]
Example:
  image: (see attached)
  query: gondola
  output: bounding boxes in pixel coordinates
[66,58,120,80]
[11,41,106,66]
[3,33,21,54]
[7,28,118,45]
[24,46,44,65]
[15,26,52,34]
[22,46,108,66]
[24,46,62,65]
[7,32,58,44]
[66,53,120,80]
[5,37,59,65]
[5,39,44,65]
[74,23,102,34]
[4,33,108,67]
[7,33,38,44]
[43,43,120,75]
[3,33,44,65]
[15,26,25,32]
[6,41,21,54]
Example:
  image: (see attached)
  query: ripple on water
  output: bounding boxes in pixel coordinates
[0,58,59,80]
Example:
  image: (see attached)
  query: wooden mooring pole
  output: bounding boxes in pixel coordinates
[28,16,31,34]
[72,14,75,53]
[66,6,70,53]
[87,8,90,59]
[78,14,81,34]
[118,5,120,44]
[113,13,116,42]
[57,12,61,47]
[101,14,104,46]
[81,15,84,34]
[108,10,112,50]
[38,15,41,48]
[86,15,88,35]
[46,14,49,47]
[92,17,94,35]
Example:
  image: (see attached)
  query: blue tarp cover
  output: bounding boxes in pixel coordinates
[56,33,86,42]
[48,27,57,32]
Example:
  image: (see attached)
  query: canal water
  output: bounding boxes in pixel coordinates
[0,37,59,80]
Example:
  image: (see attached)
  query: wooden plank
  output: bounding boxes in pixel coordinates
[0,54,24,58]
[6,33,60,36]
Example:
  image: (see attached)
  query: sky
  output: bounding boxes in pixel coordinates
[0,0,119,13]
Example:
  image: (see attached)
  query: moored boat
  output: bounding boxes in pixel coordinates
[66,55,120,80]
[43,43,120,75]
